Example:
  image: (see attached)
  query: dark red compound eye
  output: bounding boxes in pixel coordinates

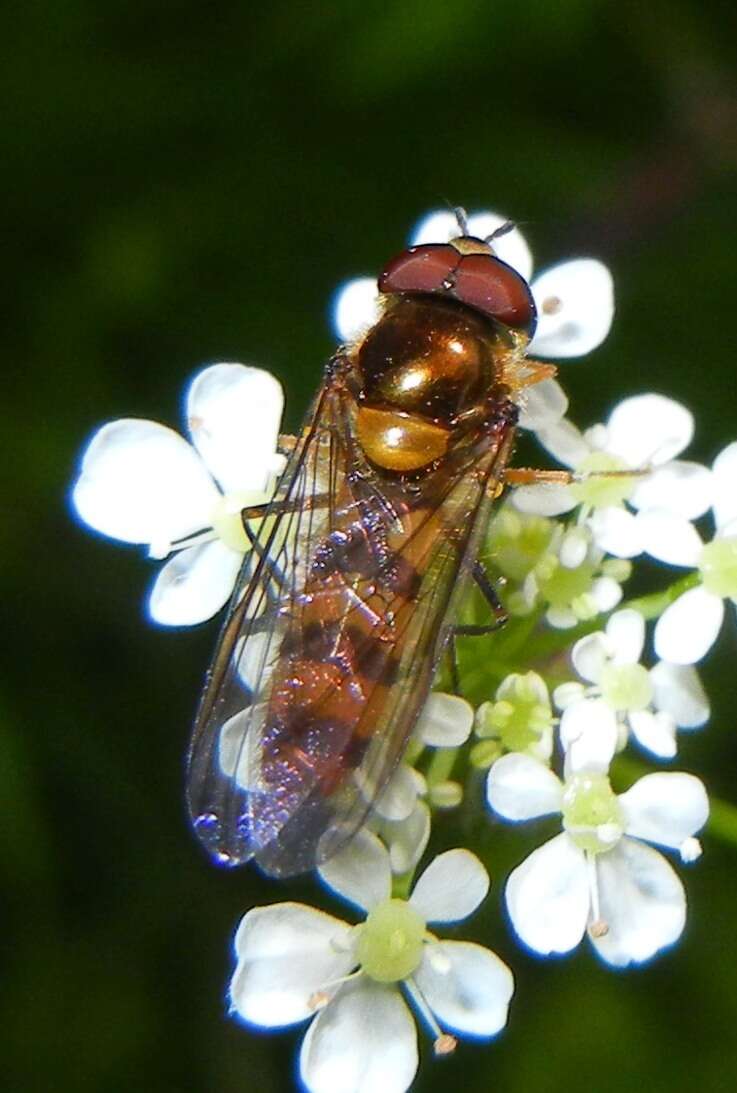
[378,243,537,336]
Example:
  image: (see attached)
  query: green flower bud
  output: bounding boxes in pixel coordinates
[700,537,737,598]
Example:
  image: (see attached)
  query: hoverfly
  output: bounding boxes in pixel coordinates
[187,212,557,877]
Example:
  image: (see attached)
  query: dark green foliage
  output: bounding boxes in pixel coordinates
[3,1,736,1089]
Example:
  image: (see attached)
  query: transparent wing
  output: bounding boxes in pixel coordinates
[187,361,516,876]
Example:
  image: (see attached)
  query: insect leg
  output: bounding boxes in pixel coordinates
[452,561,508,636]
[238,492,332,589]
[445,633,461,694]
[503,467,649,486]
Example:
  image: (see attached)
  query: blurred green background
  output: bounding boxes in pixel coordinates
[4,1,737,1090]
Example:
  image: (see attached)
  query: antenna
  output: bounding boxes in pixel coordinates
[453,206,470,237]
[485,220,516,244]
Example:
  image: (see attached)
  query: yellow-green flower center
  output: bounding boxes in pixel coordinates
[477,672,552,752]
[536,555,596,608]
[569,452,637,508]
[211,491,269,553]
[356,899,426,983]
[488,509,555,582]
[700,537,737,598]
[561,773,624,854]
[600,662,653,711]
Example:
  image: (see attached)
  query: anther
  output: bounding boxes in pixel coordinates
[308,990,330,1011]
[542,295,563,315]
[434,1034,458,1056]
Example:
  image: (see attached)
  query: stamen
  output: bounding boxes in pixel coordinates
[404,975,448,1048]
[308,991,330,1011]
[585,851,609,938]
[434,1034,458,1056]
[164,527,217,555]
[542,295,562,315]
[308,969,363,1010]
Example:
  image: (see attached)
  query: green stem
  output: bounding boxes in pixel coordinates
[622,571,700,620]
[425,747,458,789]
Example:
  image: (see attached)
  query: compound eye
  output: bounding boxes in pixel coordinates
[378,244,459,296]
[454,253,537,335]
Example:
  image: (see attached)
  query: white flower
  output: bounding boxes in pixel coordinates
[72,363,285,626]
[555,609,710,758]
[521,528,628,629]
[473,671,554,767]
[641,442,737,664]
[230,832,513,1093]
[330,207,616,435]
[372,693,474,874]
[486,752,708,966]
[513,394,710,558]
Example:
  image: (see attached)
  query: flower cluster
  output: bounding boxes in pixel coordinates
[70,209,726,1093]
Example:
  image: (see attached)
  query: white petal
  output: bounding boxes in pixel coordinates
[230,903,354,1027]
[546,605,578,629]
[148,540,241,626]
[300,980,417,1093]
[535,417,591,468]
[528,259,613,358]
[712,442,737,530]
[628,710,677,759]
[384,801,431,876]
[590,576,623,614]
[638,509,703,567]
[409,850,489,923]
[414,692,473,747]
[553,681,586,710]
[511,483,576,517]
[410,209,534,281]
[654,587,724,665]
[235,628,277,694]
[560,527,590,569]
[517,377,569,432]
[410,210,462,245]
[72,419,219,546]
[630,461,713,520]
[588,506,643,558]
[415,942,514,1037]
[605,395,693,467]
[571,631,608,683]
[486,753,562,821]
[187,364,283,495]
[496,670,549,705]
[560,699,618,773]
[592,839,685,966]
[505,834,589,954]
[650,661,710,728]
[605,608,645,664]
[318,829,391,912]
[375,765,422,822]
[332,277,381,343]
[619,772,709,847]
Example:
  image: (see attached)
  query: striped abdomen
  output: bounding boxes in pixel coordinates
[260,493,435,800]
